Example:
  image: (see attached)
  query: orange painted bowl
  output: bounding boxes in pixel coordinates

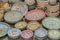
[0,2,10,11]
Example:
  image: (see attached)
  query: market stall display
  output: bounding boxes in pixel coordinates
[0,0,60,40]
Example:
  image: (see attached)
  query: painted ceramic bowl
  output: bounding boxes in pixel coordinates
[11,2,28,16]
[34,28,48,40]
[8,28,21,39]
[0,2,10,11]
[25,10,46,21]
[0,22,10,37]
[21,30,33,39]
[42,17,60,29]
[48,30,60,40]
[27,21,42,31]
[15,21,27,30]
[46,4,59,16]
[4,11,23,24]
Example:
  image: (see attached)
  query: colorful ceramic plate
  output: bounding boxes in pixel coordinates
[27,21,42,31]
[25,10,46,21]
[21,30,33,39]
[34,28,48,38]
[4,11,23,23]
[42,17,60,29]
[8,28,21,39]
[0,22,10,37]
[48,30,60,39]
[15,21,27,30]
[11,2,28,16]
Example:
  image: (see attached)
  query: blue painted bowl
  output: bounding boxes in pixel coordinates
[8,28,21,39]
[0,22,10,37]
